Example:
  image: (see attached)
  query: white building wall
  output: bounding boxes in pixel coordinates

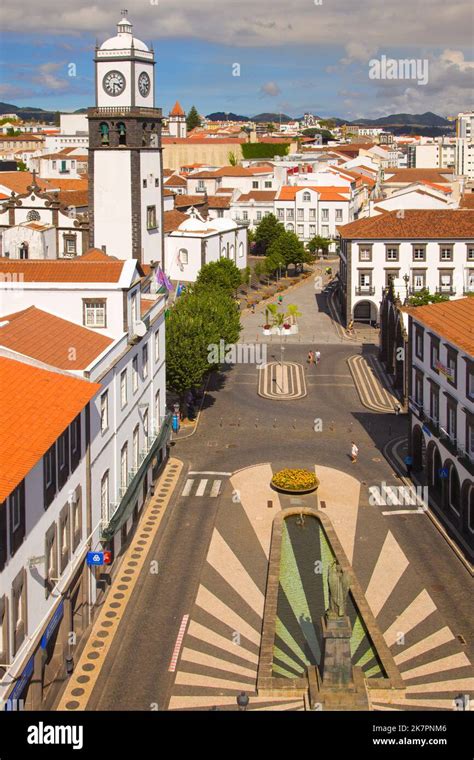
[0,286,125,339]
[139,150,163,266]
[0,408,89,698]
[93,151,132,259]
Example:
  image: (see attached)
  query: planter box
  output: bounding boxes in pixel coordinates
[270,482,319,495]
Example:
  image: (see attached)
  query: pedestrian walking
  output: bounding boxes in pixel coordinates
[350,441,359,463]
[404,454,413,478]
[278,295,283,305]
[251,303,255,314]
[307,350,315,367]
[315,350,321,365]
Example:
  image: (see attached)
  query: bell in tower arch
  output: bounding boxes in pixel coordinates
[118,122,127,146]
[100,122,110,146]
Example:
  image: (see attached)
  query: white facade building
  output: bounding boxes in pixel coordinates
[406,298,474,562]
[337,209,474,325]
[165,212,247,282]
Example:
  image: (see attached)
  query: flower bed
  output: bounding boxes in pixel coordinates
[271,468,319,494]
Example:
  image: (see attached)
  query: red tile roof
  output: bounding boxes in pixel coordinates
[0,356,101,501]
[163,209,189,233]
[80,249,118,261]
[277,186,349,202]
[236,190,277,202]
[0,259,125,282]
[57,189,89,207]
[338,209,474,239]
[164,174,187,186]
[206,195,232,208]
[174,194,207,208]
[140,298,156,317]
[404,298,474,356]
[0,306,113,368]
[384,168,454,184]
[460,194,474,209]
[170,101,185,117]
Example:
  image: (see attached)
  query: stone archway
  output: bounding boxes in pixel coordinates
[461,480,474,553]
[353,300,377,325]
[445,460,461,516]
[426,441,442,506]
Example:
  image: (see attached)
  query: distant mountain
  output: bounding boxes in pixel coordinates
[352,112,451,128]
[206,112,249,122]
[252,112,292,123]
[0,101,57,122]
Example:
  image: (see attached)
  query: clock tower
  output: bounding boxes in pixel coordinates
[88,11,164,265]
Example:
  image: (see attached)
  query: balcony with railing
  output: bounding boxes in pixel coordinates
[423,413,440,436]
[439,427,458,456]
[457,444,474,475]
[408,397,424,419]
[436,285,456,296]
[101,412,172,541]
[355,285,375,296]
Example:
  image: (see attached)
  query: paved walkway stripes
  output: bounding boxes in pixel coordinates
[56,457,184,711]
[348,354,399,413]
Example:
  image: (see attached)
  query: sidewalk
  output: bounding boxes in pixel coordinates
[55,457,184,711]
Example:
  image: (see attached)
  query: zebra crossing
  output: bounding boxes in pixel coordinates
[181,471,231,499]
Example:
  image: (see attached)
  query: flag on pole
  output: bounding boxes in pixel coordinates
[156,266,173,291]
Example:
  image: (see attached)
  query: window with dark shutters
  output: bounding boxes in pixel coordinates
[70,415,81,473]
[10,481,25,556]
[43,444,57,509]
[58,429,70,490]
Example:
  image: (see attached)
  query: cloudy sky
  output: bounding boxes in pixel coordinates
[0,0,472,118]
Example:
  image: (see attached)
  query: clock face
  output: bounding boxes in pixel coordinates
[103,70,126,96]
[138,71,151,97]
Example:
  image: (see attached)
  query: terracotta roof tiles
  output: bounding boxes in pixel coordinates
[0,258,125,282]
[0,356,101,501]
[0,306,113,368]
[404,298,474,356]
[338,209,474,240]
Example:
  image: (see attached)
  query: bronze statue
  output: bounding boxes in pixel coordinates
[327,560,350,618]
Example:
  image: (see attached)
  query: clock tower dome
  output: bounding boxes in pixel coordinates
[88,11,164,264]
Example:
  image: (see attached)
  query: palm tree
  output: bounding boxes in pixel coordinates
[286,304,302,325]
[266,303,279,325]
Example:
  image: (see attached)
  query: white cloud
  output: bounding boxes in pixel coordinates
[259,81,281,97]
[1,0,473,49]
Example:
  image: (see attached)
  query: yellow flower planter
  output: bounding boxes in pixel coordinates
[271,468,319,494]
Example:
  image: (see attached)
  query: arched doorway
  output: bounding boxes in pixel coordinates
[412,425,424,472]
[461,481,474,554]
[353,300,377,325]
[445,461,461,516]
[426,442,442,507]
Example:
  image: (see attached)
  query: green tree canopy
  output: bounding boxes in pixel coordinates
[186,105,201,132]
[166,283,241,402]
[307,235,331,256]
[195,258,243,294]
[254,213,284,255]
[407,289,450,307]
[267,230,309,272]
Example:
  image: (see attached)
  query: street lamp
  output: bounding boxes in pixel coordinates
[403,273,410,304]
[236,692,249,711]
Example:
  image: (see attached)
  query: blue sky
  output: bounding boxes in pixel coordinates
[0,1,473,119]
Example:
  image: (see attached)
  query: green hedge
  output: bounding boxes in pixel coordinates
[241,142,290,159]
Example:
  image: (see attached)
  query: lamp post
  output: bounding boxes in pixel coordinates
[403,273,410,305]
[237,691,249,711]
